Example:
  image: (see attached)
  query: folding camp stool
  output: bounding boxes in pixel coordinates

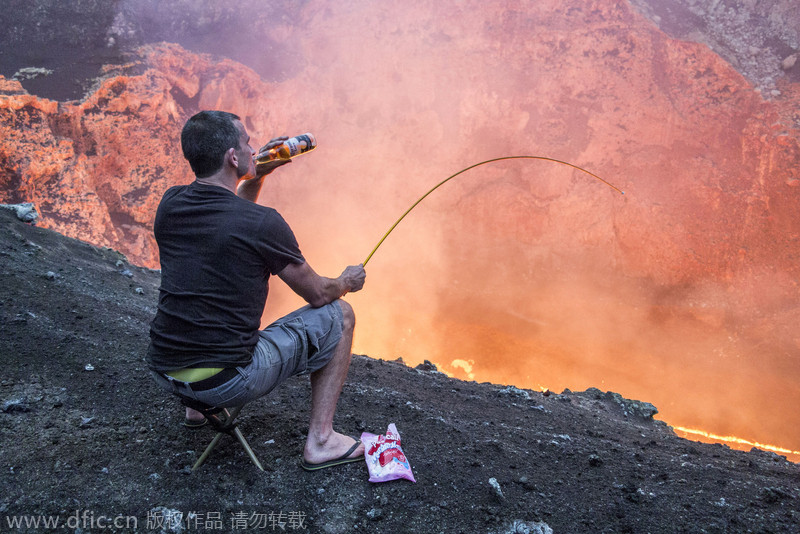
[180,397,264,471]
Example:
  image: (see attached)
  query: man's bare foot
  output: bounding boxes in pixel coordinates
[303,431,364,465]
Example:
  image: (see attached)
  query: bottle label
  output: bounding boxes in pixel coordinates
[284,134,315,157]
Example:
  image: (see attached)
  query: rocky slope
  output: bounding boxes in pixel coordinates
[1,207,799,533]
[0,42,286,268]
[630,0,800,95]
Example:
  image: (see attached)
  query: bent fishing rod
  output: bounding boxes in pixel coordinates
[362,155,625,266]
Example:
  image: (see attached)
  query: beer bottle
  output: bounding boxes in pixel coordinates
[256,133,316,163]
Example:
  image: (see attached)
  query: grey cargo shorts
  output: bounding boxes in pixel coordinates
[152,301,344,408]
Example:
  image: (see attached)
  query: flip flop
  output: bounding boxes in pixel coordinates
[300,439,363,471]
[183,417,207,430]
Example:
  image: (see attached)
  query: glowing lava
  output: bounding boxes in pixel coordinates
[673,426,800,463]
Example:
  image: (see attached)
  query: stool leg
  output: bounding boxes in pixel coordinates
[225,406,242,420]
[233,426,265,471]
[192,407,237,472]
[191,406,264,471]
[193,432,224,471]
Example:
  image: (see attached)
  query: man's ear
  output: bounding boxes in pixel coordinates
[226,147,239,168]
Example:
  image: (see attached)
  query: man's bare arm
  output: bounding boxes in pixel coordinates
[278,262,366,308]
[237,136,291,202]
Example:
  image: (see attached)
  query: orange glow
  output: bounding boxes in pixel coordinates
[245,1,800,461]
[265,248,800,464]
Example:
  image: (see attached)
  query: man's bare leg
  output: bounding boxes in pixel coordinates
[303,300,365,464]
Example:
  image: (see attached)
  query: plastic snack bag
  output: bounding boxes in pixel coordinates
[361,423,416,483]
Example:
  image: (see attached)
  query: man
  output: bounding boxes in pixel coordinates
[148,110,366,470]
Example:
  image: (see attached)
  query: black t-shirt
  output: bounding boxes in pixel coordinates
[147,181,305,372]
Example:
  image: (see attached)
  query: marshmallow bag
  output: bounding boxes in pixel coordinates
[360,423,416,483]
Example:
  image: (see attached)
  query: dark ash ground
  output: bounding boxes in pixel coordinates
[1,207,798,533]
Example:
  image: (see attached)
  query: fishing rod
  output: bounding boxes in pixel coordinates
[362,155,625,266]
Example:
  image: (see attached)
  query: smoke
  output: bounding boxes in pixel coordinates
[67,0,800,456]
[110,0,309,82]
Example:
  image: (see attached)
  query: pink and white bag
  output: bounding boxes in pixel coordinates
[361,423,416,483]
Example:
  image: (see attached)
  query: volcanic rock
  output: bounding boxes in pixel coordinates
[0,42,293,268]
[0,202,38,223]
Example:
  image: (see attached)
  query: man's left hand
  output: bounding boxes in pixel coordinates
[254,136,292,178]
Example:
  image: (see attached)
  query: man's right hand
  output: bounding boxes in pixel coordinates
[340,264,366,294]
